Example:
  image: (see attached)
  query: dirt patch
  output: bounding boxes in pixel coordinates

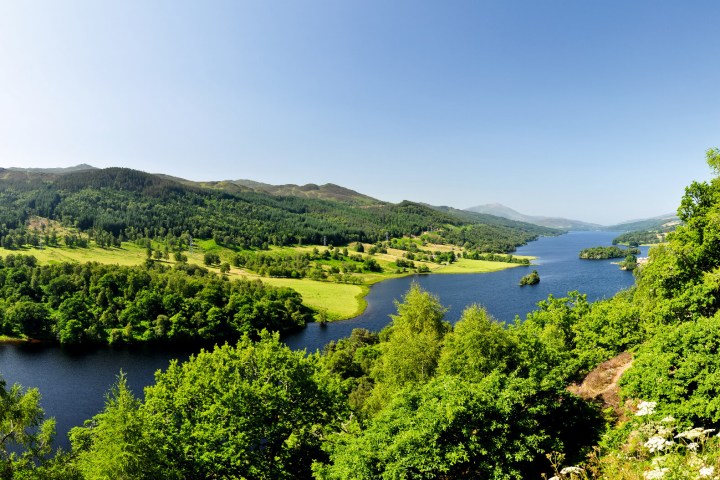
[27,216,61,231]
[569,351,633,417]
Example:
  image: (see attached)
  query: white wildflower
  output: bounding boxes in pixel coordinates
[636,401,657,416]
[548,476,560,480]
[687,442,699,451]
[644,436,674,453]
[675,427,714,440]
[661,416,675,423]
[644,468,668,479]
[651,456,667,466]
[699,466,715,478]
[560,466,583,475]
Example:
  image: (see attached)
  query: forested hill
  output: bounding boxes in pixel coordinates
[205,179,383,206]
[0,167,559,253]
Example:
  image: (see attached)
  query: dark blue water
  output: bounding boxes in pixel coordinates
[0,231,645,448]
[0,343,193,450]
[284,231,648,352]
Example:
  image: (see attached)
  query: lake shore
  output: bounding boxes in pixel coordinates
[0,242,532,322]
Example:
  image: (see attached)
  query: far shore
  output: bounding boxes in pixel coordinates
[0,242,534,323]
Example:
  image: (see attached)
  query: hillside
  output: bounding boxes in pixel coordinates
[6,164,98,174]
[603,213,680,232]
[466,203,602,230]
[0,167,559,254]
[219,179,383,205]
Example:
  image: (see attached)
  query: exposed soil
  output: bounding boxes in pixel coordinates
[569,351,633,418]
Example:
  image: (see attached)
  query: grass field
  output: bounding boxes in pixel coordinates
[257,277,368,320]
[432,257,528,274]
[0,244,149,265]
[0,241,531,321]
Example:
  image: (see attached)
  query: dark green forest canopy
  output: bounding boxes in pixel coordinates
[0,167,558,253]
[0,255,311,345]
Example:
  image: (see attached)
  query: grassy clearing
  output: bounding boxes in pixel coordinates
[0,244,148,266]
[257,278,367,320]
[432,258,528,274]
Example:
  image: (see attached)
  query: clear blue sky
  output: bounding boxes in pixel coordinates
[1,1,718,224]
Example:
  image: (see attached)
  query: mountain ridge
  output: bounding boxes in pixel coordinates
[466,203,679,232]
[0,166,559,253]
[466,203,602,230]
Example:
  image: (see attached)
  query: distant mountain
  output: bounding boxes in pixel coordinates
[466,203,602,230]
[6,164,97,174]
[427,204,561,235]
[604,214,680,232]
[192,179,383,206]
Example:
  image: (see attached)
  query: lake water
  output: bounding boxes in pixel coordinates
[0,231,646,448]
[284,231,648,352]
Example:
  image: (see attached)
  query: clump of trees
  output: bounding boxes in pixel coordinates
[0,256,312,345]
[579,245,640,259]
[519,269,540,285]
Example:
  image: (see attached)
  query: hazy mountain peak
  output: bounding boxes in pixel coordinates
[7,164,97,174]
[466,203,602,230]
[218,179,383,205]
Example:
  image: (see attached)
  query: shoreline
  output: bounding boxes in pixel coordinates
[0,243,534,326]
[316,257,532,322]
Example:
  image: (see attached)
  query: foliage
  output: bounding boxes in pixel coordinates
[69,374,145,479]
[579,402,720,480]
[67,332,346,479]
[579,246,640,260]
[463,250,531,264]
[621,314,720,425]
[0,255,312,345]
[519,269,540,285]
[141,332,345,479]
[316,373,551,479]
[509,292,592,385]
[365,284,450,413]
[438,304,516,381]
[613,230,668,246]
[0,376,57,479]
[570,290,644,370]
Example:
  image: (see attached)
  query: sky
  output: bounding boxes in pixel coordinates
[1,1,718,225]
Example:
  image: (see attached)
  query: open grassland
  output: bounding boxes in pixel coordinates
[0,240,530,321]
[0,244,148,266]
[433,257,529,274]
[255,277,367,320]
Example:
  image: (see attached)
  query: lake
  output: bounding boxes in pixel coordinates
[0,231,646,448]
[285,231,648,351]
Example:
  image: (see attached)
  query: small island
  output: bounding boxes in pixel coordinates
[519,269,540,286]
[579,246,640,260]
[619,254,638,271]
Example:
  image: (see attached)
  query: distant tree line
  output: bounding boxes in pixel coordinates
[579,245,640,260]
[612,230,666,246]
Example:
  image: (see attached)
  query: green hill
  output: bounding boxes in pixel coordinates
[0,167,559,253]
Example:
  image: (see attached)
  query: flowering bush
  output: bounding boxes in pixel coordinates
[551,401,720,479]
